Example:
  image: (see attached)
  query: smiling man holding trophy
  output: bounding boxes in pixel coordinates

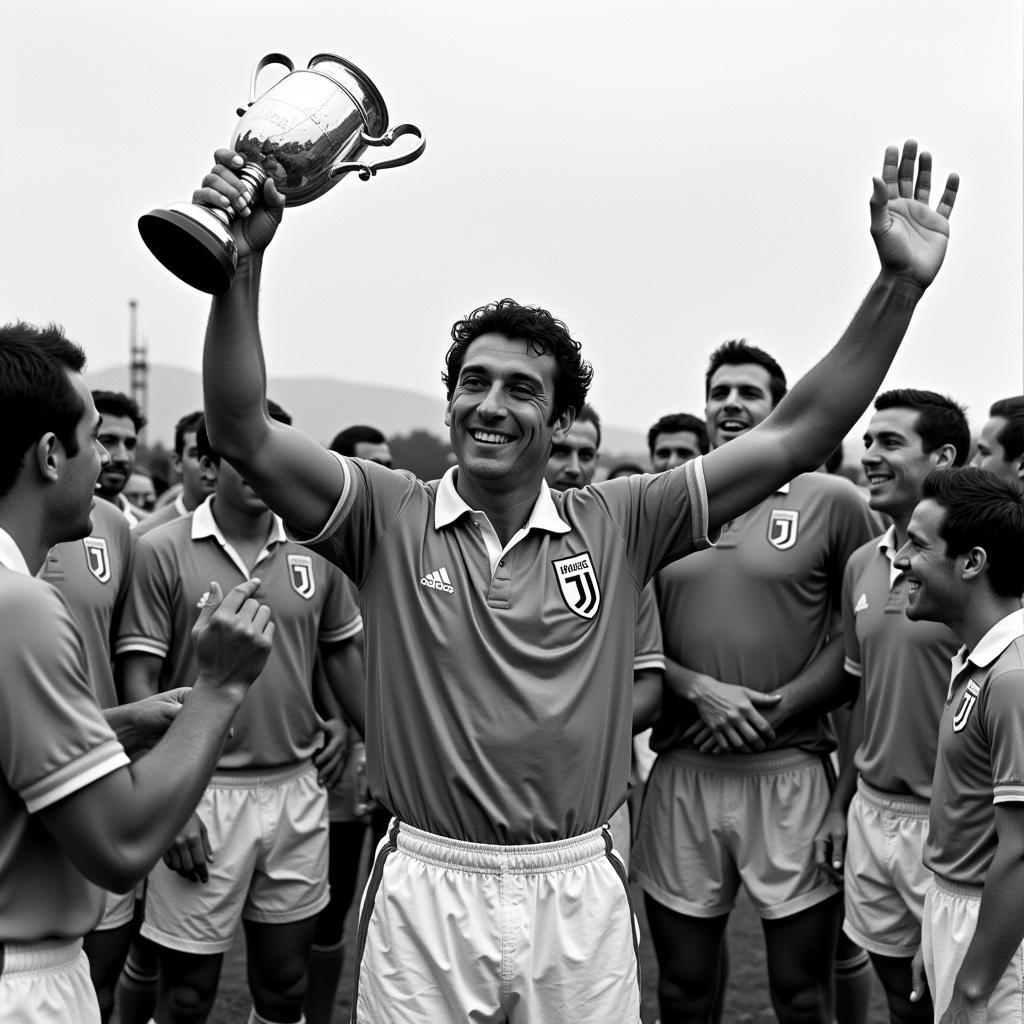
[143,53,959,1022]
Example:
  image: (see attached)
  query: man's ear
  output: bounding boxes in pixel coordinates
[34,433,61,483]
[1014,456,1024,484]
[552,406,576,443]
[198,455,219,485]
[960,546,989,583]
[933,443,958,470]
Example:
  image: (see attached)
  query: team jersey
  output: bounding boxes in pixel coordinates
[0,529,129,942]
[925,610,1024,885]
[653,473,877,754]
[842,527,960,798]
[294,455,715,844]
[635,581,665,674]
[40,499,132,709]
[116,497,362,770]
[133,494,188,539]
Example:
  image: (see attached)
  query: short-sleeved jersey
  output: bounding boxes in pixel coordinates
[0,529,129,942]
[842,528,960,799]
[925,610,1024,885]
[634,581,665,674]
[116,497,362,770]
[40,498,132,709]
[133,494,188,540]
[652,473,878,754]
[296,455,715,844]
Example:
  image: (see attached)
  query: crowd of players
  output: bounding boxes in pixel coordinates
[2,138,1024,1024]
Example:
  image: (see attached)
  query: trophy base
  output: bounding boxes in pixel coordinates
[138,204,238,295]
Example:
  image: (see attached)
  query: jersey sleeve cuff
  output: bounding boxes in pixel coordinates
[22,740,130,814]
[114,636,170,658]
[843,656,862,677]
[285,452,356,546]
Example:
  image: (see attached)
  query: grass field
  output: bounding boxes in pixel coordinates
[188,836,890,1024]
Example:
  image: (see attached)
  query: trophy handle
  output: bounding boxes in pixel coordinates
[327,124,426,182]
[235,53,295,116]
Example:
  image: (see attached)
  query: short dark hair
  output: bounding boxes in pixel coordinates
[442,298,593,422]
[989,396,1024,463]
[91,390,147,432]
[0,321,87,497]
[574,404,602,452]
[605,460,646,480]
[646,413,710,457]
[922,467,1024,599]
[196,400,292,466]
[173,410,205,457]
[704,340,787,406]
[329,424,388,456]
[874,389,970,466]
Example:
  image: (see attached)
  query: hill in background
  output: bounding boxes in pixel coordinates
[89,364,650,464]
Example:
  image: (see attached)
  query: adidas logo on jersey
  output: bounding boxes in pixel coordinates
[420,567,454,593]
[854,593,869,613]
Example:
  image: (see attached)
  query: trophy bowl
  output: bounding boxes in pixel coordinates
[139,53,425,294]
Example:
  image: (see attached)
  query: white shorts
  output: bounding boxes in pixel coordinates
[843,779,932,958]
[634,748,837,920]
[0,939,99,1024]
[923,875,1024,1022]
[94,882,142,932]
[142,762,329,954]
[352,821,641,1024]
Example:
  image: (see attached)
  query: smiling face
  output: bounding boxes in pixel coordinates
[704,363,775,450]
[545,418,599,491]
[894,498,959,624]
[445,332,573,502]
[96,413,138,499]
[862,407,949,526]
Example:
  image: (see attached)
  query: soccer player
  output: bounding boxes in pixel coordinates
[93,390,147,528]
[545,403,665,867]
[0,321,273,1023]
[971,396,1024,487]
[647,412,709,471]
[41,486,136,1023]
[894,469,1024,1022]
[136,410,213,536]
[329,424,394,468]
[193,139,957,1022]
[814,389,968,1023]
[633,338,880,1024]
[117,410,363,1024]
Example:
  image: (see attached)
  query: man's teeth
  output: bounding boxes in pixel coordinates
[720,421,745,430]
[867,475,892,484]
[472,431,512,445]
[907,580,920,593]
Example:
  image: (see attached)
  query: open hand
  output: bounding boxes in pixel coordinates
[870,140,959,290]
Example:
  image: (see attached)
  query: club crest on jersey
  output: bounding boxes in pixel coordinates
[552,551,601,620]
[952,679,981,733]
[83,537,111,583]
[767,509,800,550]
[287,554,316,600]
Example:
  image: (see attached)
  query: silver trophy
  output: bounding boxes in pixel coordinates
[139,53,425,294]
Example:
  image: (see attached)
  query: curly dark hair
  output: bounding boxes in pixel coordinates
[442,298,593,422]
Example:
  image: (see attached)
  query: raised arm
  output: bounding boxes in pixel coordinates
[194,151,345,536]
[702,140,958,530]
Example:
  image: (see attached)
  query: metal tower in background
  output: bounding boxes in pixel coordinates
[128,299,148,444]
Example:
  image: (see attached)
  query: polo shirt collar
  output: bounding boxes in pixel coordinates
[876,524,902,587]
[190,496,287,546]
[0,527,30,575]
[964,609,1024,671]
[433,466,571,536]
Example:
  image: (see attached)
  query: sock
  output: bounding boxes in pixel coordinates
[247,1010,307,1024]
[115,951,159,1024]
[834,947,873,1024]
[303,940,345,1024]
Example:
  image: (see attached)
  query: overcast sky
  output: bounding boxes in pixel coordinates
[3,1,1021,445]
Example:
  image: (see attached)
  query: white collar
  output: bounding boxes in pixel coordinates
[0,527,30,575]
[948,609,1024,698]
[433,466,571,536]
[191,495,287,545]
[876,524,902,587]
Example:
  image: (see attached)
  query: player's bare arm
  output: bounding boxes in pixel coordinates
[195,150,344,537]
[37,580,273,892]
[701,140,959,530]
